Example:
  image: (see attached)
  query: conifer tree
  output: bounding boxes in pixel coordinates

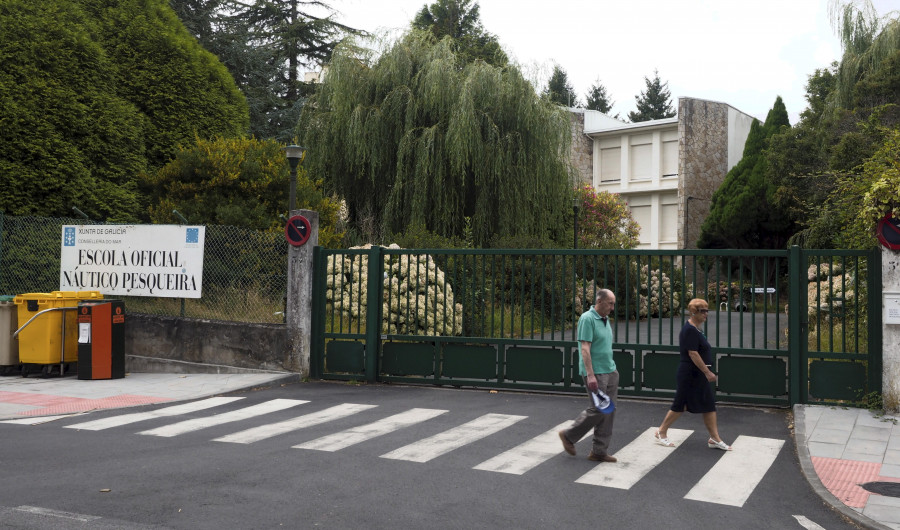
[628,69,676,122]
[412,0,506,66]
[585,79,614,114]
[0,0,247,219]
[544,65,579,107]
[171,0,361,141]
[697,97,793,250]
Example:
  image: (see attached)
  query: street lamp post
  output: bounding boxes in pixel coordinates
[284,145,306,212]
[573,196,580,249]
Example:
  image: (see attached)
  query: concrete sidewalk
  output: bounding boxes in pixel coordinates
[794,404,900,530]
[0,372,297,421]
[2,373,899,528]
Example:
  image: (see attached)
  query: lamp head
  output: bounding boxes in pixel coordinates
[284,145,306,169]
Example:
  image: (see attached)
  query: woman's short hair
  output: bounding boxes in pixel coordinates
[687,298,708,313]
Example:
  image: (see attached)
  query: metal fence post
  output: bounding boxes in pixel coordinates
[788,245,804,405]
[869,247,883,396]
[310,245,324,379]
[364,245,383,383]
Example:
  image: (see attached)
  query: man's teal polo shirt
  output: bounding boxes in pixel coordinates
[576,306,616,376]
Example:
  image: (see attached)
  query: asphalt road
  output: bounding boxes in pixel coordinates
[0,381,861,530]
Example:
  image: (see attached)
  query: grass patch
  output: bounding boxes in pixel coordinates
[482,304,570,338]
[808,318,868,354]
[322,302,565,338]
[122,286,284,323]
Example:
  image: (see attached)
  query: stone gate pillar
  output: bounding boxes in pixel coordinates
[882,247,900,413]
[286,209,318,376]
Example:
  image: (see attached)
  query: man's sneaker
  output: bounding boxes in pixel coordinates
[587,452,617,463]
[558,430,576,456]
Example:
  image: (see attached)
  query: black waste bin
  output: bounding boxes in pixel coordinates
[77,300,125,380]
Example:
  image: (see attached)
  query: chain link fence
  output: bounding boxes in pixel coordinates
[0,213,288,323]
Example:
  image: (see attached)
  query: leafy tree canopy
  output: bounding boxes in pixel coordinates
[800,63,838,126]
[862,126,900,222]
[628,69,676,122]
[141,136,342,245]
[297,30,575,247]
[763,1,900,249]
[411,0,507,66]
[543,64,579,107]
[575,185,639,249]
[827,0,900,111]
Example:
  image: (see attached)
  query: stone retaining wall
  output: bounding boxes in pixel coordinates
[124,313,291,373]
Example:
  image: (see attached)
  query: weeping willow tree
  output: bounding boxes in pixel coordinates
[828,0,900,110]
[297,31,574,247]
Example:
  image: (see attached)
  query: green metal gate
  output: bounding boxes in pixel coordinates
[311,246,881,407]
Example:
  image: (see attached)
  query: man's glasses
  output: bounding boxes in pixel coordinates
[698,309,709,314]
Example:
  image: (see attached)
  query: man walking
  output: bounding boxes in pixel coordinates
[558,289,619,462]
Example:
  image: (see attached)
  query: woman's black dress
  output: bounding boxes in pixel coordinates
[671,322,716,413]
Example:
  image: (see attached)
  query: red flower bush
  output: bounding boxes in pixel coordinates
[575,185,640,249]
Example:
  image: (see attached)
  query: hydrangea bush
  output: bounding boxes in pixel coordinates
[326,244,463,336]
[806,264,854,321]
[637,265,683,318]
[708,281,740,304]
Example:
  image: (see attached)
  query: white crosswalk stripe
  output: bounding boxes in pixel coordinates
[473,422,580,475]
[381,413,526,463]
[683,435,785,507]
[64,397,246,431]
[293,407,447,452]
[575,427,693,488]
[3,397,788,508]
[213,403,377,444]
[138,399,307,437]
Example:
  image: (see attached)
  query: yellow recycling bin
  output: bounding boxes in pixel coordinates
[14,291,102,376]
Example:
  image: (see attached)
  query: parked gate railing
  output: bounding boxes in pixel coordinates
[311,246,880,407]
[795,248,881,405]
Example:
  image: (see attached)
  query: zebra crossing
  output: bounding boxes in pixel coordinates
[3,397,785,508]
[575,427,694,489]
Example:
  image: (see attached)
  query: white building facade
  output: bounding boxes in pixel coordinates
[571,97,756,249]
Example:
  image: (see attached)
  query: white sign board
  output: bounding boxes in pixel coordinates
[60,225,205,298]
[885,292,900,325]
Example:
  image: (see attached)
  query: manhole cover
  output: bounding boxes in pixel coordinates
[861,482,900,497]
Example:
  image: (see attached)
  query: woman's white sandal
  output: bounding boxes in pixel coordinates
[655,430,676,447]
[708,438,731,451]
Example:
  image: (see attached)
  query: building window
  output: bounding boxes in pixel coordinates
[630,144,651,180]
[628,195,651,244]
[662,139,678,177]
[600,147,620,182]
[660,194,678,242]
[631,205,651,243]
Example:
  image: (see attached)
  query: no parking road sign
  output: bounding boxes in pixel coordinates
[285,215,311,247]
[877,214,900,250]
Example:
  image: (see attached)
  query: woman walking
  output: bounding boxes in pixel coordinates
[654,298,731,450]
